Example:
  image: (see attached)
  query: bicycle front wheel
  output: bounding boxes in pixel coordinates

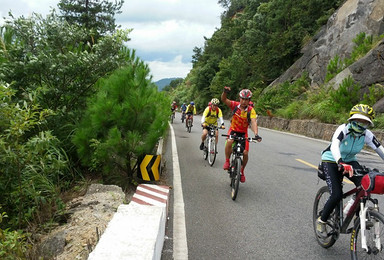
[187,120,192,133]
[208,136,216,166]
[351,210,384,260]
[231,157,241,200]
[313,186,339,248]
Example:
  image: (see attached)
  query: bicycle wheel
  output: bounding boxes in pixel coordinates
[203,139,208,160]
[231,157,241,200]
[171,114,174,124]
[188,120,192,133]
[208,136,216,166]
[313,186,339,248]
[351,210,384,259]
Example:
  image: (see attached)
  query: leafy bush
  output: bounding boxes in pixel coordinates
[0,84,69,228]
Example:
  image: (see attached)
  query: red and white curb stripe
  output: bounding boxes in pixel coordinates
[131,184,170,212]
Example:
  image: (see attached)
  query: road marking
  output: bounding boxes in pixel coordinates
[296,158,353,184]
[296,159,317,169]
[170,123,189,259]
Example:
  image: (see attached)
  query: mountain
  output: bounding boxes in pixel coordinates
[154,78,181,91]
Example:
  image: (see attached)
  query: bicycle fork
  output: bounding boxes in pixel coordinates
[359,200,382,252]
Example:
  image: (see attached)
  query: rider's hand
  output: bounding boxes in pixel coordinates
[202,123,207,128]
[255,134,262,142]
[223,86,231,93]
[221,124,225,129]
[338,162,353,177]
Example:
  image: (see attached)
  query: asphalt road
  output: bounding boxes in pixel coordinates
[161,112,384,260]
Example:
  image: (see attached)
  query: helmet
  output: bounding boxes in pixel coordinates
[190,101,195,105]
[348,104,375,126]
[239,89,252,99]
[172,101,176,104]
[211,98,220,105]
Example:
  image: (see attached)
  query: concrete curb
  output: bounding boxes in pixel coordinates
[88,184,170,260]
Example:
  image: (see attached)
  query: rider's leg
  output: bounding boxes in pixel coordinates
[320,162,343,222]
[200,129,208,150]
[215,130,219,145]
[240,139,250,182]
[223,139,234,170]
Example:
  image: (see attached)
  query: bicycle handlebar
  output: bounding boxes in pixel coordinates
[338,164,376,177]
[221,134,259,143]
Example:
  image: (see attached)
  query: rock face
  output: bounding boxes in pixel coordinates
[269,0,384,88]
[38,184,126,260]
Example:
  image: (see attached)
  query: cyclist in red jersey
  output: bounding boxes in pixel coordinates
[221,86,262,182]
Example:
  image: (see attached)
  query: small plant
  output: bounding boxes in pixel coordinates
[0,208,29,259]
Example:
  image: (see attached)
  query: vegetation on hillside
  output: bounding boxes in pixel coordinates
[166,0,384,129]
[166,0,344,112]
[0,1,169,257]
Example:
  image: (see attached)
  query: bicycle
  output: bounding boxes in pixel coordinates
[203,125,224,166]
[170,111,175,124]
[181,112,186,123]
[222,134,259,200]
[313,165,384,259]
[186,114,193,133]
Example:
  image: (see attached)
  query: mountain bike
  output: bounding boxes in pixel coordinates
[203,125,224,166]
[313,165,384,259]
[181,112,186,123]
[186,115,193,133]
[222,134,259,200]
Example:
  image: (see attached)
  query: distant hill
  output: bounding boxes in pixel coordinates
[154,77,182,91]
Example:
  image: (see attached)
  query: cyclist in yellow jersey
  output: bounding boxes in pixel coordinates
[200,98,225,150]
[185,101,197,128]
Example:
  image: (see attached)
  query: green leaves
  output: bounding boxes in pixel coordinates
[0,84,69,229]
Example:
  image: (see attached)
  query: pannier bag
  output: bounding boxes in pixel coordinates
[361,170,384,194]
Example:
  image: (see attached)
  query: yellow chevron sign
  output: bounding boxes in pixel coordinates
[139,155,161,181]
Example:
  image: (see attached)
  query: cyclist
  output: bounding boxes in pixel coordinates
[185,101,197,128]
[221,86,262,183]
[171,101,177,114]
[180,103,187,121]
[316,104,384,237]
[200,98,225,150]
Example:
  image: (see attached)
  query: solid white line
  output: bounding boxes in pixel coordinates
[170,123,188,259]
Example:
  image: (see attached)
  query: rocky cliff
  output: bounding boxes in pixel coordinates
[269,0,384,93]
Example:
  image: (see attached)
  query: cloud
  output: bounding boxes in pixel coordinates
[0,0,224,81]
[146,55,192,81]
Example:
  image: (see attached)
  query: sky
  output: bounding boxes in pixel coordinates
[1,0,224,81]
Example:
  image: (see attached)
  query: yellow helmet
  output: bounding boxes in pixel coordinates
[348,104,375,126]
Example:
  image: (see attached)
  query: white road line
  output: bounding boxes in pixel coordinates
[170,123,188,259]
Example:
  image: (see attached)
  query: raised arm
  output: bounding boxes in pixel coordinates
[221,86,232,107]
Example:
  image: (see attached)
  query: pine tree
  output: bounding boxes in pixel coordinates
[58,0,124,39]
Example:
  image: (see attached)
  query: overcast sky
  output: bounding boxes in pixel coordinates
[1,0,224,81]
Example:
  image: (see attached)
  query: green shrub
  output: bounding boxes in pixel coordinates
[0,84,68,228]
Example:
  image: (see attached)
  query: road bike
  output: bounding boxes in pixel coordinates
[203,125,223,166]
[186,115,193,133]
[222,134,259,200]
[313,165,384,259]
